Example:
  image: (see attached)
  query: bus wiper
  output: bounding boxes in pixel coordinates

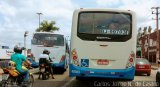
[96,36,111,40]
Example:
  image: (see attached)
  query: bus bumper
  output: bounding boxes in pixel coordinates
[52,61,65,68]
[69,64,135,80]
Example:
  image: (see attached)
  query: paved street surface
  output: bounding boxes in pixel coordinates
[32,69,158,87]
[33,69,72,87]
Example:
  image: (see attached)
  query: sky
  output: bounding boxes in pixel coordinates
[0,0,160,48]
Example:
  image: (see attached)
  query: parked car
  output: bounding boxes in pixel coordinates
[135,58,151,76]
[27,58,39,68]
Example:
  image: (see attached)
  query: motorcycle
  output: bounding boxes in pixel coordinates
[1,61,34,87]
[38,59,51,80]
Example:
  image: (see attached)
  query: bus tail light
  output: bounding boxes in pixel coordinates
[126,51,135,68]
[72,49,79,66]
[129,58,133,62]
[60,55,65,62]
[73,55,77,60]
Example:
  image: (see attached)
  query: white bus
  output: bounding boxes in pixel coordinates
[31,32,69,72]
[0,45,14,61]
[69,9,137,80]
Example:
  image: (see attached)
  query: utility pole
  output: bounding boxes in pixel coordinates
[151,7,160,65]
[148,32,150,61]
[148,26,152,62]
[37,13,43,29]
[24,31,28,56]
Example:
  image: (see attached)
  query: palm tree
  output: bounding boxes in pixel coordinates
[143,27,147,35]
[137,27,142,46]
[36,20,59,32]
[137,27,142,58]
[148,26,152,34]
[138,27,142,37]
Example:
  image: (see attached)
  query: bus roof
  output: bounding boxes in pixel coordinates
[74,8,135,14]
[33,32,64,35]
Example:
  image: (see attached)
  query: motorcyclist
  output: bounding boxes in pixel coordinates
[39,49,55,79]
[27,53,35,61]
[11,46,31,84]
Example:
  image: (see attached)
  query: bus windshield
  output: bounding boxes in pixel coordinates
[78,12,132,42]
[1,46,9,49]
[32,33,64,46]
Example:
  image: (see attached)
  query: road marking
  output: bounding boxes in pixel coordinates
[62,77,75,87]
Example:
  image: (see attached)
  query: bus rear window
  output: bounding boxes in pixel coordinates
[32,34,64,46]
[77,12,132,42]
[2,46,9,49]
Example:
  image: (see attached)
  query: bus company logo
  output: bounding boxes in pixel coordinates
[81,59,89,67]
[71,70,80,74]
[96,36,111,40]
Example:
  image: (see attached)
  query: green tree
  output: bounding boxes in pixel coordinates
[137,27,142,46]
[143,27,147,35]
[148,26,152,34]
[36,20,59,32]
[138,27,142,37]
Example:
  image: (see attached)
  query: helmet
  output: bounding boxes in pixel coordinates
[14,45,23,54]
[43,49,50,55]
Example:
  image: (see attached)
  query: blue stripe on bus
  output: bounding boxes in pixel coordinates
[69,64,135,80]
[52,59,65,68]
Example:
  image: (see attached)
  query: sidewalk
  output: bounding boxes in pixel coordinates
[151,63,158,70]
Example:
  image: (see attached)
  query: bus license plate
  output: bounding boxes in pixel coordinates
[97,59,109,65]
[2,74,9,80]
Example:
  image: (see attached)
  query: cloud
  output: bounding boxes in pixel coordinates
[96,0,121,7]
[0,0,75,48]
[0,0,160,48]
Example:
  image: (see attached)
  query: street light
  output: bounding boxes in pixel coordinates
[24,31,28,56]
[37,12,43,29]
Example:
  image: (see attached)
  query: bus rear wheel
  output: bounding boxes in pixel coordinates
[76,76,83,80]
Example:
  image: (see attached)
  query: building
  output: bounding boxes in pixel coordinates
[138,30,160,63]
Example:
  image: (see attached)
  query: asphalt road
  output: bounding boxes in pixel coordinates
[33,69,72,87]
[32,69,158,87]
